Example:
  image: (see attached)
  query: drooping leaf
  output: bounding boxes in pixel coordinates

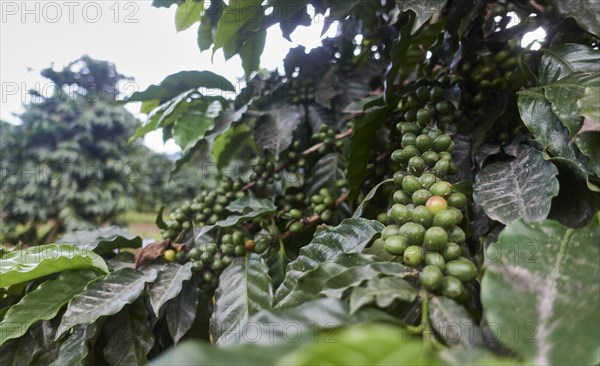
[0,329,42,366]
[276,323,444,366]
[395,0,446,33]
[481,219,600,365]
[49,324,98,366]
[260,239,290,290]
[353,178,394,218]
[166,280,199,344]
[240,30,266,78]
[538,43,600,84]
[347,107,389,201]
[149,262,193,316]
[101,301,154,366]
[195,198,277,237]
[56,268,158,338]
[0,270,98,345]
[211,254,272,343]
[172,100,222,152]
[274,218,384,304]
[126,70,235,104]
[349,277,418,314]
[214,0,263,52]
[473,146,559,224]
[253,104,302,157]
[553,2,600,37]
[175,0,205,32]
[57,226,142,256]
[220,298,397,346]
[306,153,346,197]
[384,11,415,102]
[277,253,383,309]
[429,296,484,347]
[0,244,108,288]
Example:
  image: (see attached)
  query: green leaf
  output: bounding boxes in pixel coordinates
[307,153,346,197]
[49,324,98,366]
[0,270,98,345]
[212,123,257,169]
[274,218,384,305]
[579,86,600,126]
[429,296,483,347]
[56,268,158,338]
[481,219,600,365]
[260,240,290,290]
[321,0,361,36]
[197,0,224,51]
[57,226,142,256]
[384,12,415,102]
[275,323,444,366]
[539,44,600,84]
[353,178,394,218]
[0,329,42,366]
[211,254,272,343]
[518,88,590,179]
[253,104,302,157]
[395,0,446,33]
[277,253,384,309]
[473,146,559,225]
[175,0,205,32]
[148,262,193,316]
[172,100,221,152]
[321,262,414,298]
[553,1,600,37]
[347,107,389,201]
[240,30,266,78]
[0,244,108,288]
[101,301,154,366]
[214,0,263,51]
[166,280,199,344]
[349,277,417,314]
[126,70,235,104]
[195,198,277,237]
[220,298,397,346]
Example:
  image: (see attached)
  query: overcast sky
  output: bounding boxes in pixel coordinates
[0,1,337,154]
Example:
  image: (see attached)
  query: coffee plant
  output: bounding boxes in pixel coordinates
[1,1,599,365]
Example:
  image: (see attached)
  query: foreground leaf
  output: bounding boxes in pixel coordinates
[101,301,154,366]
[0,244,108,288]
[0,329,41,366]
[57,226,141,256]
[349,277,418,314]
[481,219,600,365]
[212,254,272,343]
[429,297,483,347]
[166,281,199,344]
[274,218,384,305]
[149,262,193,316]
[0,270,98,345]
[49,324,98,366]
[473,146,559,224]
[56,268,158,338]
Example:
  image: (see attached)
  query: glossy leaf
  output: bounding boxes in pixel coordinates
[539,44,600,84]
[253,104,302,157]
[553,3,599,37]
[57,226,141,256]
[149,262,193,316]
[0,330,41,366]
[56,268,157,338]
[306,153,346,197]
[101,301,154,366]
[349,277,418,314]
[481,219,600,365]
[211,254,272,343]
[195,198,277,237]
[353,178,394,218]
[429,296,484,347]
[274,218,384,305]
[49,324,98,366]
[0,270,98,345]
[0,244,108,288]
[473,146,559,224]
[166,280,199,344]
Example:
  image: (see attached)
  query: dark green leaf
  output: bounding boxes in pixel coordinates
[307,153,346,197]
[49,324,98,366]
[57,226,142,256]
[321,0,361,36]
[195,199,277,237]
[166,280,199,344]
[226,197,277,214]
[56,268,157,338]
[429,297,483,347]
[353,178,394,218]
[539,44,600,84]
[395,0,446,33]
[0,330,42,366]
[253,104,302,157]
[101,301,154,366]
[349,277,417,314]
[481,219,600,365]
[149,262,193,316]
[274,218,384,305]
[240,30,266,78]
[0,244,108,288]
[0,270,98,345]
[211,254,272,343]
[473,146,559,224]
[553,1,600,37]
[347,107,389,201]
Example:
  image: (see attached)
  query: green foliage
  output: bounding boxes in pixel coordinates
[3,1,600,365]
